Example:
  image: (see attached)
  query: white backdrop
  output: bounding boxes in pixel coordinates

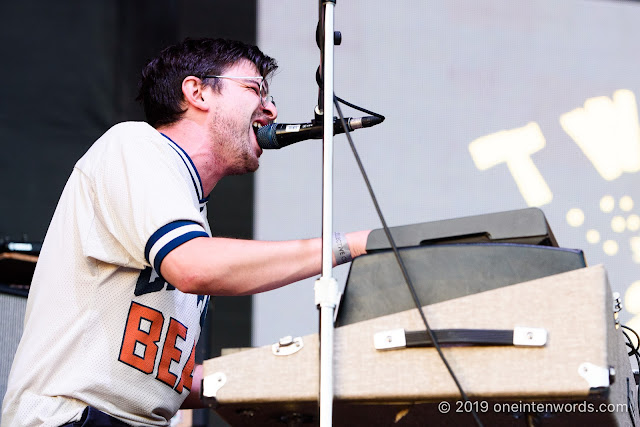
[253,0,640,346]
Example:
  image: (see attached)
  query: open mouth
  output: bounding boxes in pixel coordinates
[252,121,263,136]
[252,122,264,155]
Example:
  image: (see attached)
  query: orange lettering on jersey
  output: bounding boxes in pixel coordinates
[175,341,196,393]
[118,302,164,374]
[157,317,187,388]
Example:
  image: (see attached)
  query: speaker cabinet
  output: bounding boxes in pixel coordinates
[0,288,27,410]
[202,266,638,426]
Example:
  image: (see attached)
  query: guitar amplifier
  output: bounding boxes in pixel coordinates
[202,266,639,426]
[0,250,34,413]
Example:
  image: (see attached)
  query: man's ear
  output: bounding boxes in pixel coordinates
[182,76,209,111]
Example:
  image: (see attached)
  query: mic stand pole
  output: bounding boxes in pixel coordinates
[313,1,337,426]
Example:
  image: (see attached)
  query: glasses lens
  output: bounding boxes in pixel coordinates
[260,80,270,105]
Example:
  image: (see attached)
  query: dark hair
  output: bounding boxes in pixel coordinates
[136,38,278,128]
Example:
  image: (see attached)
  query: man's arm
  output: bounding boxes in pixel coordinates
[160,230,370,296]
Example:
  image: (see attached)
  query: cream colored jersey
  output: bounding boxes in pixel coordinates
[2,122,211,426]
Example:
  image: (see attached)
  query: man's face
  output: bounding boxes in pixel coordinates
[206,60,277,175]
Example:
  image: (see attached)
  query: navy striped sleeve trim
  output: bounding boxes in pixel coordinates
[145,220,209,273]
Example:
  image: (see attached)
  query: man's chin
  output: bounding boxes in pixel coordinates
[227,159,259,176]
[247,162,259,173]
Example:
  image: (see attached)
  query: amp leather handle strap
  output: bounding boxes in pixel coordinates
[374,327,547,350]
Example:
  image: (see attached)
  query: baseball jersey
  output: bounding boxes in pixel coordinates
[2,122,211,426]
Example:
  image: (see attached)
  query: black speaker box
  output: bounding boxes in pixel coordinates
[336,243,586,327]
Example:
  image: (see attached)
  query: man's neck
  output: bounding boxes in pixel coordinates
[156,120,224,196]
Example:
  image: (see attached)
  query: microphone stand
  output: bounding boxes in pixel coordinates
[313,1,337,425]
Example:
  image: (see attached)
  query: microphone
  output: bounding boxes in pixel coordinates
[256,115,384,149]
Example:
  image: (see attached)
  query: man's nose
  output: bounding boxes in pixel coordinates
[262,99,277,121]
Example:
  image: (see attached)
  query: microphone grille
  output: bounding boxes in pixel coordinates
[256,124,280,150]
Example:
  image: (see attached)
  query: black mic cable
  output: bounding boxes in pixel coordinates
[333,96,484,427]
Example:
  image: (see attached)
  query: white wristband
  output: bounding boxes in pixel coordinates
[332,232,353,265]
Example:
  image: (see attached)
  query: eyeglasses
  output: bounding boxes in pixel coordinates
[203,75,274,107]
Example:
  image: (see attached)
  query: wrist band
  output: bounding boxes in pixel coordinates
[332,232,353,265]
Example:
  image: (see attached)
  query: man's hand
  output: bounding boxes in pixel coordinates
[346,230,371,258]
